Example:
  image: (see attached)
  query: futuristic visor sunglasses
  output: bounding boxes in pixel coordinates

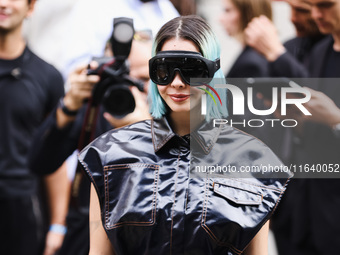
[149,51,220,86]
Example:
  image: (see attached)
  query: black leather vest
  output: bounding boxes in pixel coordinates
[79,117,292,255]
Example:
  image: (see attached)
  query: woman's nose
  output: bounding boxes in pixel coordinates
[171,71,186,88]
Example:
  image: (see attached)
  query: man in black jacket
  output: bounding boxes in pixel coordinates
[245,0,340,254]
[0,0,64,254]
[285,0,340,253]
[237,0,324,162]
[245,0,325,77]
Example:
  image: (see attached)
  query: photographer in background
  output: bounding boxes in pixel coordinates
[0,0,64,254]
[28,24,151,254]
[62,0,178,79]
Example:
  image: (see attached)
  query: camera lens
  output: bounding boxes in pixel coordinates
[102,85,135,118]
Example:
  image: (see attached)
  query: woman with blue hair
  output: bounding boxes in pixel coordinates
[148,14,228,122]
[79,15,291,255]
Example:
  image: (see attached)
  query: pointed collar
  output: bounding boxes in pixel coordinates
[151,117,222,154]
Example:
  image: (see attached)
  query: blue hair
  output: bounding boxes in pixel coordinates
[148,15,228,121]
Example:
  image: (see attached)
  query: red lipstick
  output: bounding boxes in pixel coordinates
[168,93,190,102]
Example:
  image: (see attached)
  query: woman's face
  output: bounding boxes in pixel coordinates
[219,0,242,37]
[156,38,204,115]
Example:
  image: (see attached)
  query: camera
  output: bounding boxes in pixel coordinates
[87,17,144,118]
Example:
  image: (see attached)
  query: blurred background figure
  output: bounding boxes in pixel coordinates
[219,0,273,78]
[169,0,197,15]
[23,2,79,255]
[243,0,340,254]
[218,0,274,148]
[273,0,340,253]
[23,0,78,76]
[242,0,325,162]
[61,0,179,80]
[0,1,64,255]
[245,0,325,78]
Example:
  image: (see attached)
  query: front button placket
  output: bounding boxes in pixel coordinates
[169,144,190,254]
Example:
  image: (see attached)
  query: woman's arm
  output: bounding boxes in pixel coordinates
[89,184,115,255]
[244,221,269,255]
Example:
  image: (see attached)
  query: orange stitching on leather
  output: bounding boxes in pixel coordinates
[201,179,222,243]
[201,215,242,254]
[201,177,290,252]
[230,178,287,192]
[170,154,180,254]
[78,157,98,191]
[192,125,222,153]
[156,134,174,151]
[107,221,154,228]
[106,222,155,229]
[105,164,158,229]
[103,164,159,230]
[200,178,242,254]
[213,189,262,205]
[209,177,286,193]
[151,119,157,151]
[104,163,159,171]
[150,165,160,227]
[214,181,264,195]
[193,132,212,154]
[192,133,208,153]
[270,176,291,216]
[201,176,208,227]
[151,119,175,152]
[105,168,109,227]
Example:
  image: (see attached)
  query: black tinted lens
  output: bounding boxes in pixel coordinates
[151,56,210,85]
[152,59,171,84]
[180,58,209,82]
[156,63,168,81]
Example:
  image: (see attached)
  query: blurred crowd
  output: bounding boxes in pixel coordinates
[1,0,340,255]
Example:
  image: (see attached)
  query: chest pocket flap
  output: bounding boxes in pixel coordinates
[212,181,263,206]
